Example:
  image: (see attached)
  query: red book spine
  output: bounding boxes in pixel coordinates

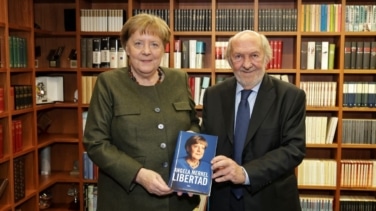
[277,40,283,69]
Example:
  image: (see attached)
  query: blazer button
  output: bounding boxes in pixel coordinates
[157,124,164,129]
[154,107,161,112]
[162,162,168,168]
[160,143,166,149]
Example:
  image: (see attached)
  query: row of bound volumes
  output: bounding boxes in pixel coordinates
[305,116,338,145]
[174,40,206,69]
[344,41,376,70]
[299,195,333,211]
[343,81,376,108]
[133,9,169,25]
[81,76,98,104]
[267,40,283,69]
[14,156,25,203]
[189,76,210,106]
[12,120,22,153]
[80,9,126,32]
[345,5,376,32]
[84,184,98,211]
[216,9,253,31]
[83,151,98,180]
[300,41,336,70]
[298,159,337,186]
[258,9,297,32]
[341,160,376,188]
[301,4,342,32]
[300,81,337,107]
[11,85,33,110]
[339,196,376,211]
[9,36,27,68]
[342,119,376,144]
[81,37,127,69]
[174,9,211,31]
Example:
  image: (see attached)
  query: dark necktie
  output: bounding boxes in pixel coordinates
[232,89,252,199]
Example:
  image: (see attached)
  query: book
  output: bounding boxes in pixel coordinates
[370,41,376,69]
[0,178,9,198]
[174,39,182,68]
[169,131,218,195]
[36,76,64,104]
[195,41,205,68]
[92,38,101,68]
[307,41,316,69]
[117,40,127,68]
[344,41,351,69]
[321,41,329,70]
[328,43,336,70]
[325,117,338,144]
[100,37,110,68]
[109,38,118,68]
[300,41,308,70]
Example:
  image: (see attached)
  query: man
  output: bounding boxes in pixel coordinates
[201,30,306,211]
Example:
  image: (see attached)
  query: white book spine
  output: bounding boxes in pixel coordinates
[321,41,329,70]
[307,41,316,69]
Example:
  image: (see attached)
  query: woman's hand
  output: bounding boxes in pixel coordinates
[135,168,174,196]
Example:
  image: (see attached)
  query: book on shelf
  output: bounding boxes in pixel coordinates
[118,40,127,68]
[300,41,308,70]
[355,41,364,69]
[344,41,351,69]
[40,146,51,175]
[12,120,22,153]
[92,38,101,68]
[195,41,205,69]
[350,41,357,69]
[14,156,25,202]
[35,76,64,104]
[325,116,338,144]
[100,37,110,68]
[306,41,315,69]
[370,41,376,69]
[168,131,218,195]
[328,43,335,69]
[160,43,170,67]
[0,178,9,199]
[174,40,182,68]
[321,41,329,70]
[189,40,197,68]
[109,37,119,68]
[362,41,371,69]
[181,40,189,68]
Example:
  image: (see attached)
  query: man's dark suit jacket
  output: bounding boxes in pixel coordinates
[202,74,306,211]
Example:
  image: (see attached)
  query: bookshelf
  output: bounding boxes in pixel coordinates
[0,0,374,210]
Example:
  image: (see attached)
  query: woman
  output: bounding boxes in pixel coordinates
[83,13,200,210]
[179,135,210,171]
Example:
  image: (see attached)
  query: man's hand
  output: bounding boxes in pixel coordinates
[211,155,246,184]
[135,168,174,196]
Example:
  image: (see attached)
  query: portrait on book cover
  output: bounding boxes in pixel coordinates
[169,131,217,195]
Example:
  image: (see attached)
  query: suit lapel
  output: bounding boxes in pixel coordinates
[245,74,276,145]
[220,77,237,144]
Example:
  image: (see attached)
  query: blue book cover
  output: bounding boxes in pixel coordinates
[169,131,218,195]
